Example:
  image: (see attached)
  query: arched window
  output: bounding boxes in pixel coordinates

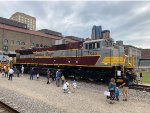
[40,44,43,47]
[16,41,20,45]
[3,39,8,45]
[21,42,25,45]
[32,43,34,46]
[3,46,8,51]
[36,44,39,47]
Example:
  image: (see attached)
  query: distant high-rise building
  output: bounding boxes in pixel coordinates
[91,25,102,40]
[10,12,36,30]
[102,30,110,39]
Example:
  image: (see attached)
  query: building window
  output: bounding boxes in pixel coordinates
[44,45,48,48]
[36,44,39,47]
[32,43,34,46]
[3,39,8,45]
[10,40,14,45]
[3,46,8,51]
[16,41,20,45]
[21,42,25,45]
[40,44,43,47]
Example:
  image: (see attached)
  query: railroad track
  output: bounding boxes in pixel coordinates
[129,84,150,92]
[0,100,20,113]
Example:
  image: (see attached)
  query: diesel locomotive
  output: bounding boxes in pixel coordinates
[14,38,135,83]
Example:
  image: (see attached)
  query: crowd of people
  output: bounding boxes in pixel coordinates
[45,68,77,93]
[1,65,24,79]
[1,65,16,80]
[24,67,77,93]
[1,65,78,94]
[0,65,145,104]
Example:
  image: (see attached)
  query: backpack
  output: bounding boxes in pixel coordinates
[109,83,115,91]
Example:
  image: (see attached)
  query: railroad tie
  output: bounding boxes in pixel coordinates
[5,102,11,104]
[13,106,19,109]
[9,103,16,106]
[20,109,26,112]
[0,110,5,113]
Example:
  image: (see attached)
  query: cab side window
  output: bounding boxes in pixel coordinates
[97,42,100,48]
[85,42,101,49]
[85,43,89,49]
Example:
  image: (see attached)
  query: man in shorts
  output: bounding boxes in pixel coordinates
[121,75,129,101]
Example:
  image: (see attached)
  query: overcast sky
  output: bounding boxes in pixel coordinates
[0,0,150,48]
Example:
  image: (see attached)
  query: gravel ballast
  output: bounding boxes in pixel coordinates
[0,74,150,113]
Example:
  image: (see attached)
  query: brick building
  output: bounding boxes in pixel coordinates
[139,49,150,71]
[0,23,62,56]
[64,36,84,43]
[38,29,62,37]
[0,17,27,29]
[141,49,150,59]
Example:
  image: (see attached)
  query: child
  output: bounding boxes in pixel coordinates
[37,73,39,80]
[63,81,69,93]
[72,80,77,93]
[108,78,116,104]
[115,87,121,101]
[72,80,77,88]
[61,75,65,85]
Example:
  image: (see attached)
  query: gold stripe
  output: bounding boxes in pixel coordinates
[102,56,125,64]
[30,55,101,58]
[33,49,79,53]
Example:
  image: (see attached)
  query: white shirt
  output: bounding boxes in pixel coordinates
[9,69,14,74]
[63,83,68,90]
[4,66,6,69]
[66,82,69,87]
[37,73,39,77]
[72,82,77,88]
[21,66,24,71]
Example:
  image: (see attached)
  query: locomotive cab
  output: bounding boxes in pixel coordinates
[83,38,114,50]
